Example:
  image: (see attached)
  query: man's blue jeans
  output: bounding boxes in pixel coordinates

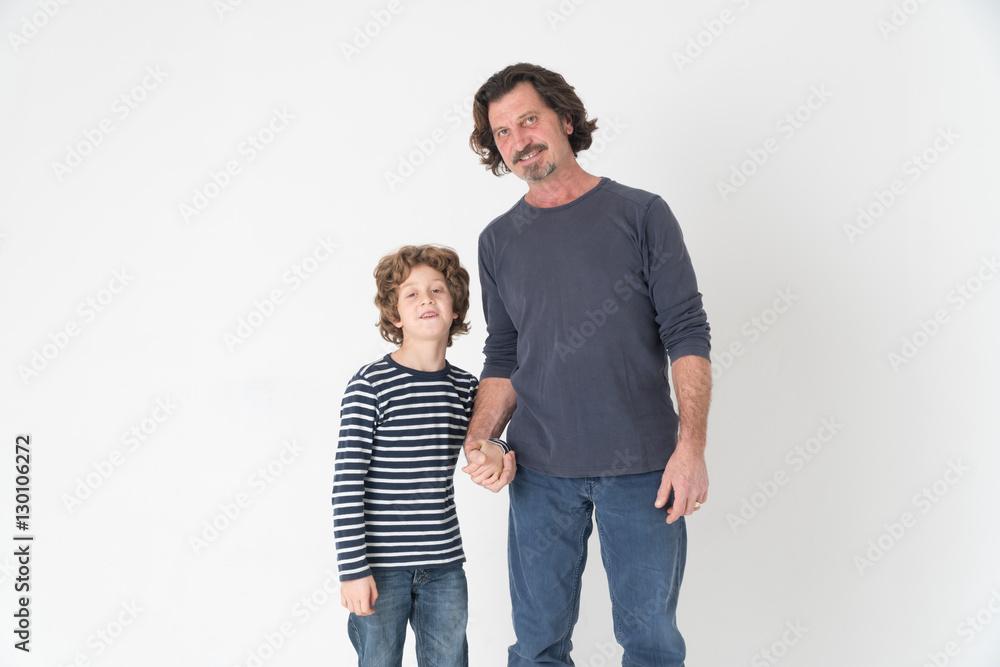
[507,467,687,666]
[347,565,469,667]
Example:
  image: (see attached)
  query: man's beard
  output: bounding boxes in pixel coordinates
[512,143,557,183]
[523,159,556,183]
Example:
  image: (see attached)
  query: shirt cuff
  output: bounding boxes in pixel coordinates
[487,438,511,454]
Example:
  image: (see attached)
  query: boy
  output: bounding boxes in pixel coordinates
[332,245,510,666]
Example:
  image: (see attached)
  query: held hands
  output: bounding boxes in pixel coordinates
[655,445,709,524]
[341,575,378,616]
[462,440,516,492]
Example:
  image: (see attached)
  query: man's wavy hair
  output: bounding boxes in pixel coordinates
[373,245,471,347]
[469,63,599,176]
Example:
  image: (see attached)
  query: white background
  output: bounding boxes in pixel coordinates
[2,1,999,665]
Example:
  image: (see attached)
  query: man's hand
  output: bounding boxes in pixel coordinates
[340,575,378,616]
[655,445,709,524]
[463,439,516,492]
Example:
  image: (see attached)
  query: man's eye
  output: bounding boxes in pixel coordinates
[497,129,507,137]
[524,116,536,124]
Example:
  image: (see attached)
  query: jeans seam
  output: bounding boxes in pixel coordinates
[596,516,627,653]
[558,508,589,660]
[412,593,422,666]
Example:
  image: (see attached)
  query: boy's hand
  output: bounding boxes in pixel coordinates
[341,575,378,616]
[463,440,516,492]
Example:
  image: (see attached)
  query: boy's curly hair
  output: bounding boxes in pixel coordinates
[374,245,471,347]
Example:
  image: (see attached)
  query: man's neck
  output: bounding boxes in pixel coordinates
[390,339,448,372]
[524,164,601,208]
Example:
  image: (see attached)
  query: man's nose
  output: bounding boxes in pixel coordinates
[510,126,531,152]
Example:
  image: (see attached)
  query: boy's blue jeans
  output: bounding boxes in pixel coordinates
[347,565,469,667]
[507,467,687,666]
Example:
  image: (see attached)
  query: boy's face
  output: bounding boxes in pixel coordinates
[392,264,457,344]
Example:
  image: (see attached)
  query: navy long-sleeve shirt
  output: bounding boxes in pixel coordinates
[478,178,711,477]
[332,355,477,580]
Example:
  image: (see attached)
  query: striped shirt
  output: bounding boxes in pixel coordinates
[332,355,478,581]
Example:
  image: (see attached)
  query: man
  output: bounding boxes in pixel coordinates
[462,63,711,666]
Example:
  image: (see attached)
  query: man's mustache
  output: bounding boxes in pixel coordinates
[512,144,547,163]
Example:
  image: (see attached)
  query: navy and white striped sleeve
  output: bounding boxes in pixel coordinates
[332,373,378,581]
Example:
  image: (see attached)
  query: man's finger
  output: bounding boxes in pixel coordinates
[654,479,672,509]
[666,491,690,523]
[462,449,485,475]
[503,451,516,474]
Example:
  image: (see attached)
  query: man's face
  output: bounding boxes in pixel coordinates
[487,81,574,183]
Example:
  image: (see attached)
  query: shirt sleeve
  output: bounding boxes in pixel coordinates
[479,231,519,379]
[331,373,378,581]
[641,197,712,364]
